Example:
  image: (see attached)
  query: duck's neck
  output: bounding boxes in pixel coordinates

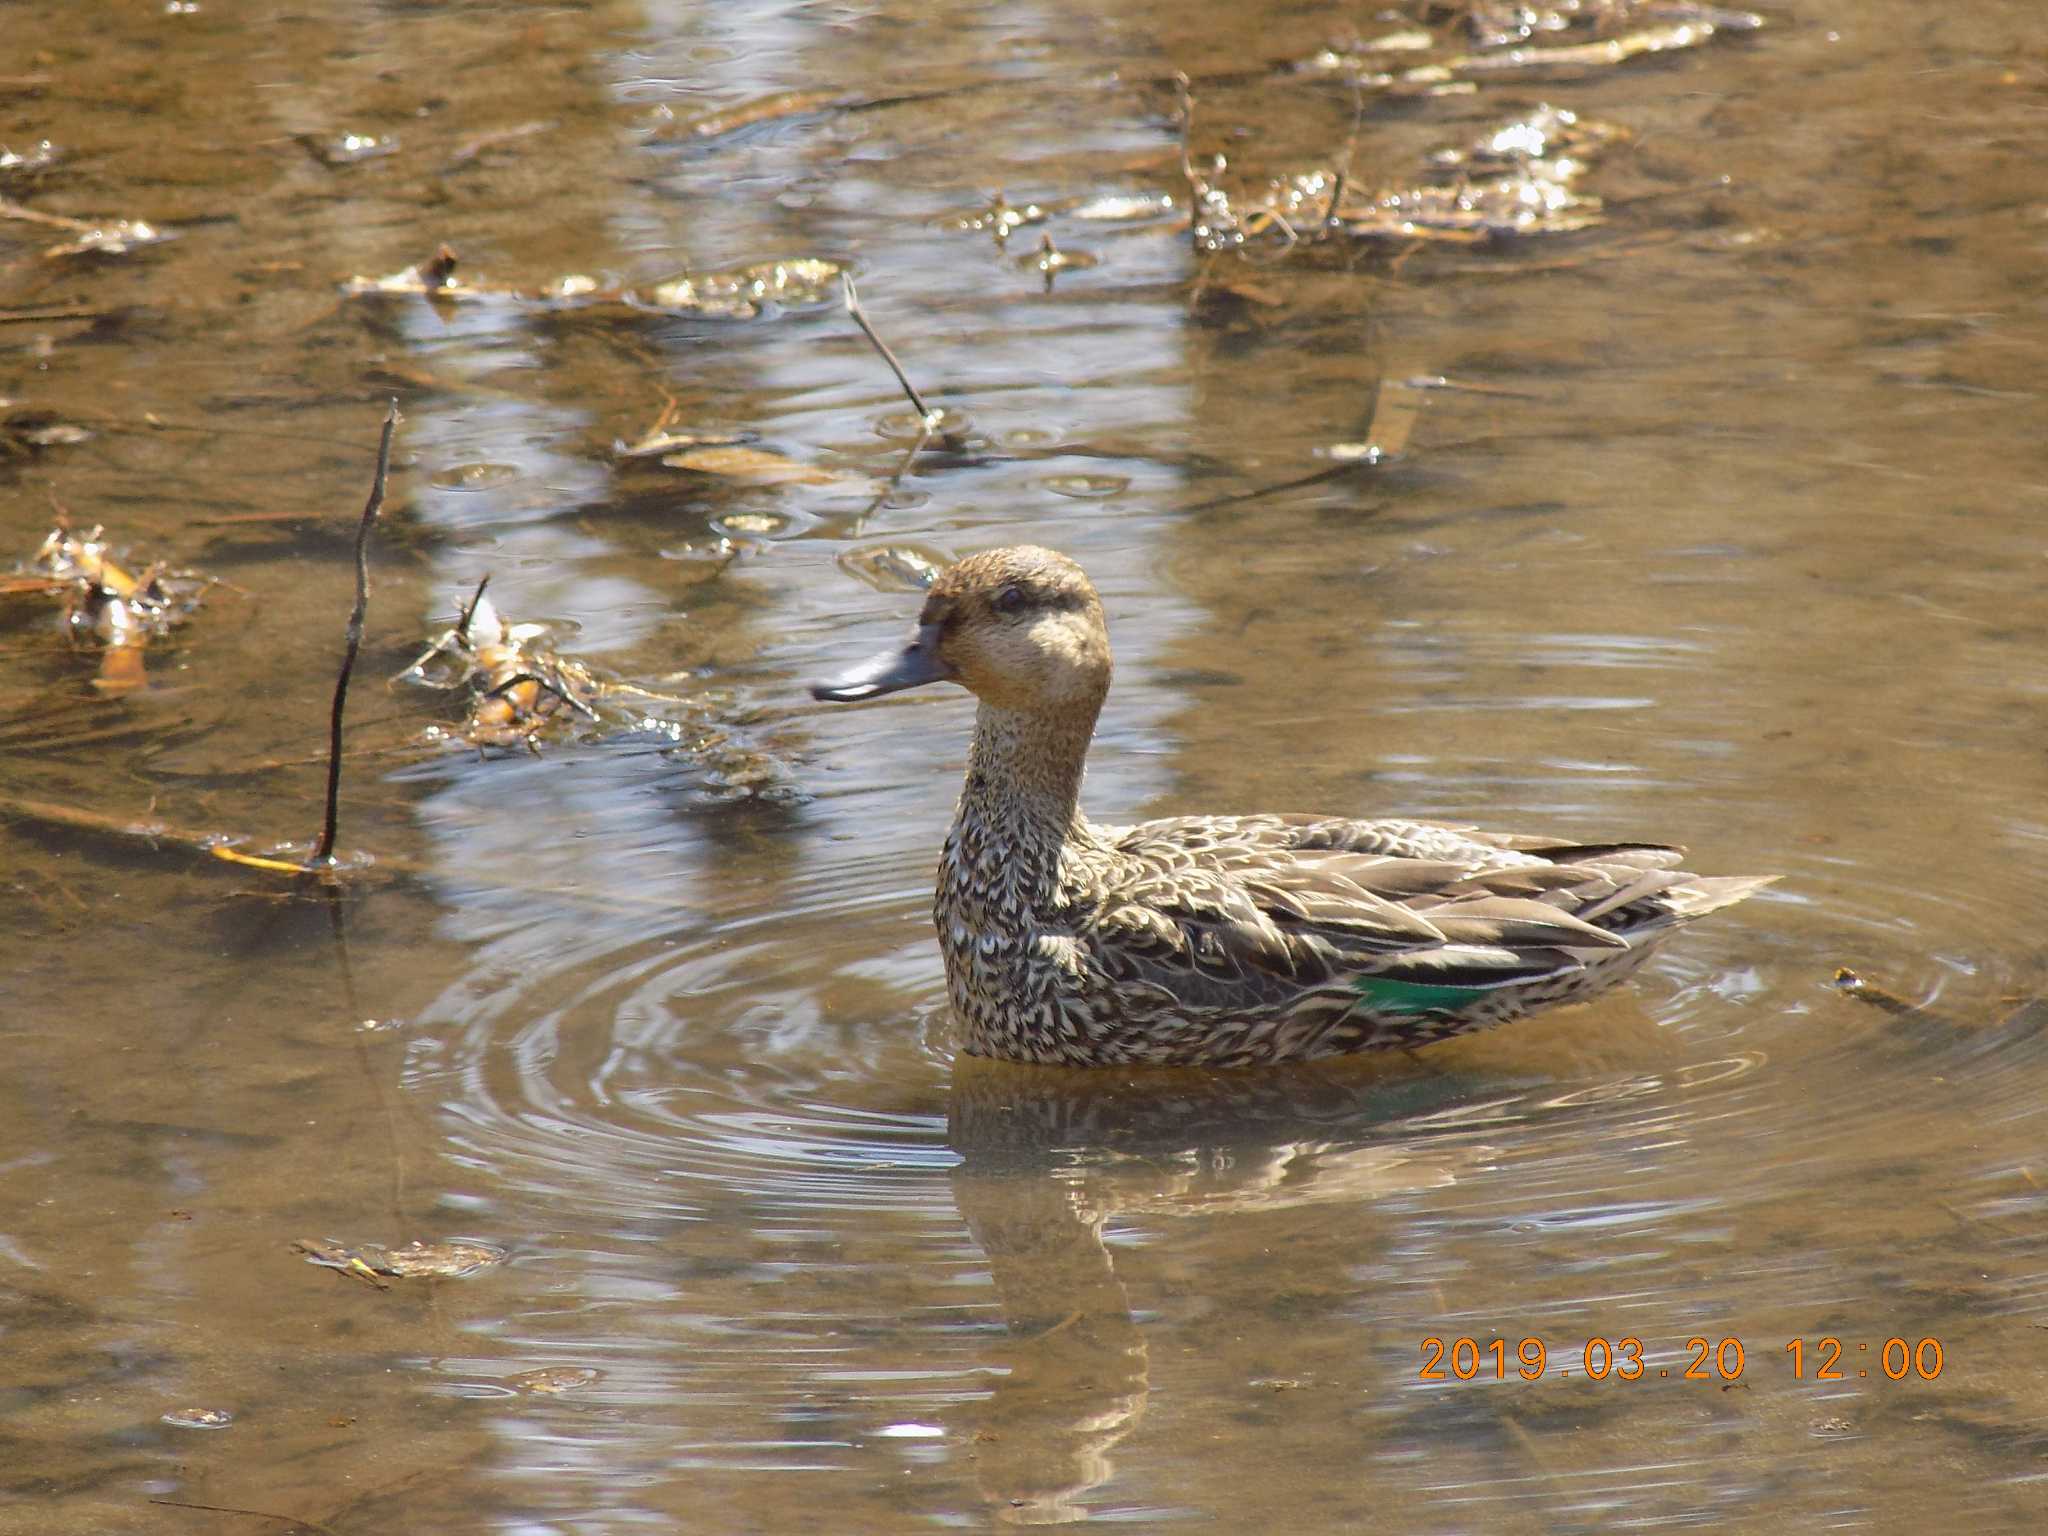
[949,699,1102,896]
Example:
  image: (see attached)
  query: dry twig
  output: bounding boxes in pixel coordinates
[311,401,398,865]
[841,273,940,427]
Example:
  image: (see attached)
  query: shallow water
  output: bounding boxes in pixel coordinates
[5,1,2048,1530]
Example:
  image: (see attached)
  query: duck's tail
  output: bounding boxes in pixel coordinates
[1662,874,1779,921]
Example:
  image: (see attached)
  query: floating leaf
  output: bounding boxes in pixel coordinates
[662,445,856,486]
[613,426,755,460]
[659,89,862,144]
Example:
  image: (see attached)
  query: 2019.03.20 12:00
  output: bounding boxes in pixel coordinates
[1419,1336,1947,1382]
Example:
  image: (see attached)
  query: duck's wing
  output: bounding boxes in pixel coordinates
[1243,815,1778,930]
[1088,814,1769,1008]
[1138,811,1685,872]
[1125,813,1745,923]
[1082,817,1649,1005]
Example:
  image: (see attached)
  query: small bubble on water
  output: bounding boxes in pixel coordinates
[511,1366,601,1395]
[430,462,520,491]
[162,1407,233,1430]
[1044,474,1128,500]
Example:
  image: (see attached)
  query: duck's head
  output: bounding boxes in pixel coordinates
[811,545,1111,715]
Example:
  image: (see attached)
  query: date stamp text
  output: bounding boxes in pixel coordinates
[1419,1335,1946,1383]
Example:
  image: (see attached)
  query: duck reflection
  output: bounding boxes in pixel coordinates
[943,1055,1504,1523]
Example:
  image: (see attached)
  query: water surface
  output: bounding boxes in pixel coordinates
[5,1,2047,1530]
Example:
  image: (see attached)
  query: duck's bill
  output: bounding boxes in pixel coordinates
[810,626,951,702]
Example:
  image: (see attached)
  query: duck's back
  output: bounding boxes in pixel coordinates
[1024,812,1771,1066]
[1097,810,1728,937]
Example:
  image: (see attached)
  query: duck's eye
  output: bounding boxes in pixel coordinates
[992,585,1029,615]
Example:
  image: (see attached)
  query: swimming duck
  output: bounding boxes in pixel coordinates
[812,546,1774,1068]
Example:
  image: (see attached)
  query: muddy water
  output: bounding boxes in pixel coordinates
[5,1,2048,1530]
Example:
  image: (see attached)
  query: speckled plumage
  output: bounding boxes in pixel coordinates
[814,546,1774,1068]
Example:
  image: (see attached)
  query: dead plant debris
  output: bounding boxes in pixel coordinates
[1178,91,1624,256]
[663,443,863,487]
[0,139,59,180]
[395,577,604,752]
[2,407,92,453]
[2,525,205,693]
[394,577,802,806]
[344,246,845,320]
[0,195,169,258]
[1295,1,1761,84]
[294,1236,506,1284]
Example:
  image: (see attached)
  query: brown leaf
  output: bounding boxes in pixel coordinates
[663,446,854,486]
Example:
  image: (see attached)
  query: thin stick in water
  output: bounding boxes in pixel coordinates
[841,273,940,427]
[311,401,398,866]
[457,572,491,644]
[847,415,936,536]
[1173,72,1198,186]
[150,1497,345,1536]
[1324,69,1368,237]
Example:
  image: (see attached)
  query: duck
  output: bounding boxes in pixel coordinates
[812,546,1774,1068]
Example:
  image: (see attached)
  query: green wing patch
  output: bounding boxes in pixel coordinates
[1352,975,1483,1016]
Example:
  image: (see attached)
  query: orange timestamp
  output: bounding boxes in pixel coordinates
[1419,1335,1946,1383]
